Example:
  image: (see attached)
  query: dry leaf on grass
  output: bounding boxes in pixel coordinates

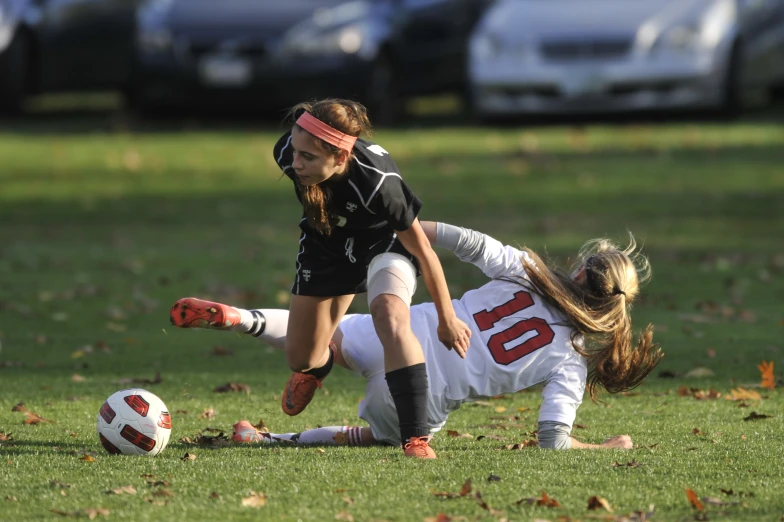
[473,491,504,516]
[80,454,95,462]
[684,367,714,378]
[117,372,162,386]
[725,387,762,401]
[11,403,54,424]
[241,491,267,508]
[612,460,642,468]
[0,432,12,442]
[106,485,136,495]
[6,496,17,502]
[487,474,501,482]
[199,408,215,420]
[214,382,251,393]
[446,430,473,439]
[475,434,506,441]
[587,495,613,512]
[335,511,355,522]
[758,360,775,389]
[71,374,85,383]
[50,508,110,519]
[743,411,772,421]
[503,440,537,450]
[180,453,197,461]
[432,479,471,498]
[516,490,560,508]
[252,418,269,432]
[685,488,704,511]
[211,345,234,357]
[423,514,451,522]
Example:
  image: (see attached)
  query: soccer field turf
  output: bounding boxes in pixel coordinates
[0,120,782,521]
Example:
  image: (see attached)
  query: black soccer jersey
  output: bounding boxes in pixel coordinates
[272,131,422,237]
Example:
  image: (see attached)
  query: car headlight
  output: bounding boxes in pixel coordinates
[660,24,702,51]
[137,27,172,53]
[471,34,501,62]
[281,25,364,58]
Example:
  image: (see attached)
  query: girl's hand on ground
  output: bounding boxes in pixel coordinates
[437,316,472,359]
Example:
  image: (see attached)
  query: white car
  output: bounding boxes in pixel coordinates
[469,0,784,117]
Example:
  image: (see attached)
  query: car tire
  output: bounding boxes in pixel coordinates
[718,40,742,118]
[0,30,31,115]
[365,54,404,126]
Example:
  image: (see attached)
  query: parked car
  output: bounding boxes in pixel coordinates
[132,0,492,121]
[469,0,784,118]
[0,0,138,115]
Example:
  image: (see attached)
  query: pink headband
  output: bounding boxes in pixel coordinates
[295,112,357,152]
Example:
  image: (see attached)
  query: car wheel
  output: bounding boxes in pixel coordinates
[0,30,31,115]
[365,55,404,126]
[718,40,742,118]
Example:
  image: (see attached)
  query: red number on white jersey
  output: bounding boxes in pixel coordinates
[472,290,555,365]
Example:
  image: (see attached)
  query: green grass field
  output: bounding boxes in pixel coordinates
[0,118,782,521]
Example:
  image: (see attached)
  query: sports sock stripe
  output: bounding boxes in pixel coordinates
[247,310,266,337]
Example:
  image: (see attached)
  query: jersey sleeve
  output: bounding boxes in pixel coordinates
[537,353,587,428]
[470,234,530,280]
[272,131,295,180]
[372,174,422,231]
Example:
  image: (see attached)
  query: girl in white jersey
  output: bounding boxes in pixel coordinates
[174,222,662,450]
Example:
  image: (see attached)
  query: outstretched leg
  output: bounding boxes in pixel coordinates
[233,421,377,446]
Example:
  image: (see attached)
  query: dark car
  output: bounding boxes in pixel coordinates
[132,0,492,121]
[0,0,138,115]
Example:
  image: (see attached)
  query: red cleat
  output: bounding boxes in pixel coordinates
[169,297,241,329]
[403,437,437,459]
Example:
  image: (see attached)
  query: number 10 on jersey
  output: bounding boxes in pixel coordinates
[472,291,555,365]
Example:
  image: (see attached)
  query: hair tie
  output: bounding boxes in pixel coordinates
[613,287,626,297]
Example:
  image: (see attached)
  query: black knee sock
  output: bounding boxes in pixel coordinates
[302,347,334,380]
[385,363,430,444]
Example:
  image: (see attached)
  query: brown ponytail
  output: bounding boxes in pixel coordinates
[518,233,663,400]
[285,99,372,235]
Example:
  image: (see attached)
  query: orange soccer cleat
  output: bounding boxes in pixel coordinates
[169,297,241,329]
[281,372,323,416]
[232,420,270,444]
[403,436,437,459]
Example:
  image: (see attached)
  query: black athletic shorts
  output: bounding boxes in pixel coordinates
[291,230,420,297]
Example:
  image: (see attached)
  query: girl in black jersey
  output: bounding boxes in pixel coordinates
[170,99,471,459]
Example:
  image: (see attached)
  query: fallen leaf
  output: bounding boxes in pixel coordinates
[504,440,537,450]
[473,490,504,516]
[707,348,716,358]
[725,387,762,401]
[574,424,589,430]
[0,432,11,442]
[316,448,326,454]
[693,428,705,436]
[685,367,715,378]
[107,485,136,495]
[5,496,17,502]
[432,479,471,498]
[423,514,451,522]
[11,403,54,425]
[199,408,215,420]
[446,430,473,439]
[743,411,772,421]
[475,434,505,441]
[587,495,613,512]
[80,454,95,462]
[211,346,234,357]
[659,370,681,378]
[50,508,110,519]
[241,490,267,508]
[181,452,197,461]
[152,489,175,498]
[758,361,775,389]
[341,496,355,505]
[494,406,507,413]
[517,407,530,412]
[72,374,85,383]
[516,490,560,508]
[686,488,704,511]
[214,382,251,393]
[487,474,501,482]
[210,492,220,499]
[335,511,355,522]
[612,460,642,468]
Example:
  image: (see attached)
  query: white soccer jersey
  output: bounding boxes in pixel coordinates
[340,233,588,445]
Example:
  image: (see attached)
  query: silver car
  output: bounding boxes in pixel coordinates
[469,0,784,117]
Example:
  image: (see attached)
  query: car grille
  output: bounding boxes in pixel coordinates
[182,38,267,60]
[539,35,633,62]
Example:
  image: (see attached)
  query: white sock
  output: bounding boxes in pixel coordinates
[234,308,289,349]
[268,426,364,446]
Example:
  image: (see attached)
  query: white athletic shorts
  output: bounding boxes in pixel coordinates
[338,314,448,446]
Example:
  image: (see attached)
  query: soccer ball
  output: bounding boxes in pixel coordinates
[96,388,172,456]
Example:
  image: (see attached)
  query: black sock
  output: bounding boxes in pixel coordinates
[302,347,334,380]
[385,363,430,443]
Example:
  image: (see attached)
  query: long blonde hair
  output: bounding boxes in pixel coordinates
[520,233,662,400]
[285,99,372,236]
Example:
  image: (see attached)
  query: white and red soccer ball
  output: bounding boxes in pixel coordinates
[96,389,172,456]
